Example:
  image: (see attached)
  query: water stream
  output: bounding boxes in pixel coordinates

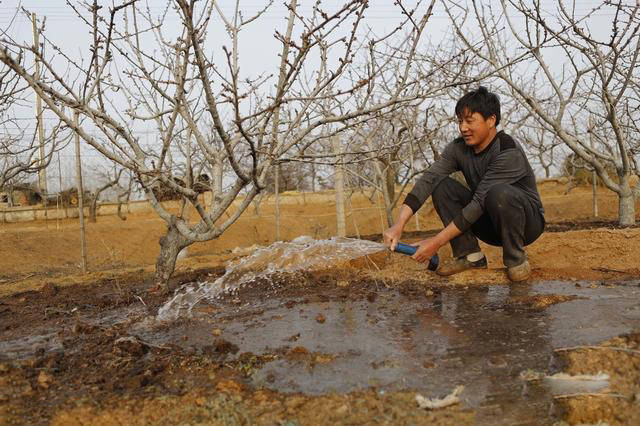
[144,237,640,424]
[157,236,384,321]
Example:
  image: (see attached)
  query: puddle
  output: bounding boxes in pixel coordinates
[0,304,146,360]
[136,279,640,425]
[0,332,63,360]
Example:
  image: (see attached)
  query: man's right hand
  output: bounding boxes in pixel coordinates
[383,204,415,251]
[383,223,403,251]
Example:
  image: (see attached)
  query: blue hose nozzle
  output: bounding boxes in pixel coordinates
[393,242,439,271]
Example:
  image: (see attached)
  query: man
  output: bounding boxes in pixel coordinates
[383,86,545,282]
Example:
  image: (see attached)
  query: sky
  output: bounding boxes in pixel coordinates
[0,0,624,191]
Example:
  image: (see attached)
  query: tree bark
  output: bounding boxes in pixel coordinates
[89,195,99,223]
[155,220,193,292]
[275,165,281,241]
[618,179,636,226]
[380,167,394,227]
[74,111,87,274]
[116,201,127,221]
[385,155,396,204]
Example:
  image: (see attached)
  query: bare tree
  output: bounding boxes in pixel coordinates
[87,166,129,222]
[516,119,564,179]
[0,53,67,191]
[444,0,640,225]
[0,0,438,290]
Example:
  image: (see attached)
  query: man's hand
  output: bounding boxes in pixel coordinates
[411,221,462,263]
[412,237,440,263]
[383,223,403,251]
[383,204,415,251]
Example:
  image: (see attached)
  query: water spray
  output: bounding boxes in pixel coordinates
[158,237,439,321]
[393,242,439,272]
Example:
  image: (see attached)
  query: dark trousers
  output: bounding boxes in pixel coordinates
[431,177,545,267]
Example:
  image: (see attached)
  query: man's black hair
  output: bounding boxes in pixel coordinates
[455,86,501,126]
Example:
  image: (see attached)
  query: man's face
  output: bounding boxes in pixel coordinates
[457,108,496,152]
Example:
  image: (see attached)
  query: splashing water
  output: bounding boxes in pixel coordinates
[156,236,384,321]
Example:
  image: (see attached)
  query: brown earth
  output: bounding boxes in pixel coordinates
[552,333,640,426]
[0,180,639,425]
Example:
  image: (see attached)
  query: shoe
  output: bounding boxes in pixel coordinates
[507,260,531,282]
[436,255,488,276]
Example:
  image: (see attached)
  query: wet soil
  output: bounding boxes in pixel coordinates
[1,264,639,425]
[554,333,640,425]
[0,270,476,425]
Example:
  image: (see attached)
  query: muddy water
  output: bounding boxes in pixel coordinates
[136,279,640,425]
[0,304,146,360]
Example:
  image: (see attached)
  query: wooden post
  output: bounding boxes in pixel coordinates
[333,136,346,237]
[274,164,280,241]
[74,111,88,273]
[589,117,598,218]
[57,152,67,221]
[591,165,598,217]
[409,133,420,231]
[32,13,48,222]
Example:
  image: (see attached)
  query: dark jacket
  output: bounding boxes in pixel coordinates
[403,131,544,232]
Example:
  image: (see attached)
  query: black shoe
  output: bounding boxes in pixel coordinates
[436,255,487,276]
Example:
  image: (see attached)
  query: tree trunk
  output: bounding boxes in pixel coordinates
[116,200,127,221]
[310,162,316,192]
[74,111,87,273]
[618,184,636,226]
[89,195,98,223]
[385,158,396,204]
[592,170,598,218]
[155,221,192,292]
[384,165,397,227]
[275,165,281,240]
[381,179,394,227]
[213,157,223,204]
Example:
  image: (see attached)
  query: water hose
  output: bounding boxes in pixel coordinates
[393,242,439,271]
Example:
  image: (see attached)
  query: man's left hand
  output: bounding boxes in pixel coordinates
[412,238,439,263]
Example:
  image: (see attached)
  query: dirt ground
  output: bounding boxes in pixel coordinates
[0,180,639,425]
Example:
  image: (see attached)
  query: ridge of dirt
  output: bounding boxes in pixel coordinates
[553,333,640,425]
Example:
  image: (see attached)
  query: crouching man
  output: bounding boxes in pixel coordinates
[384,86,545,282]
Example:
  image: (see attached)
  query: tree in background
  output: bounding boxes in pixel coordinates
[516,119,563,179]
